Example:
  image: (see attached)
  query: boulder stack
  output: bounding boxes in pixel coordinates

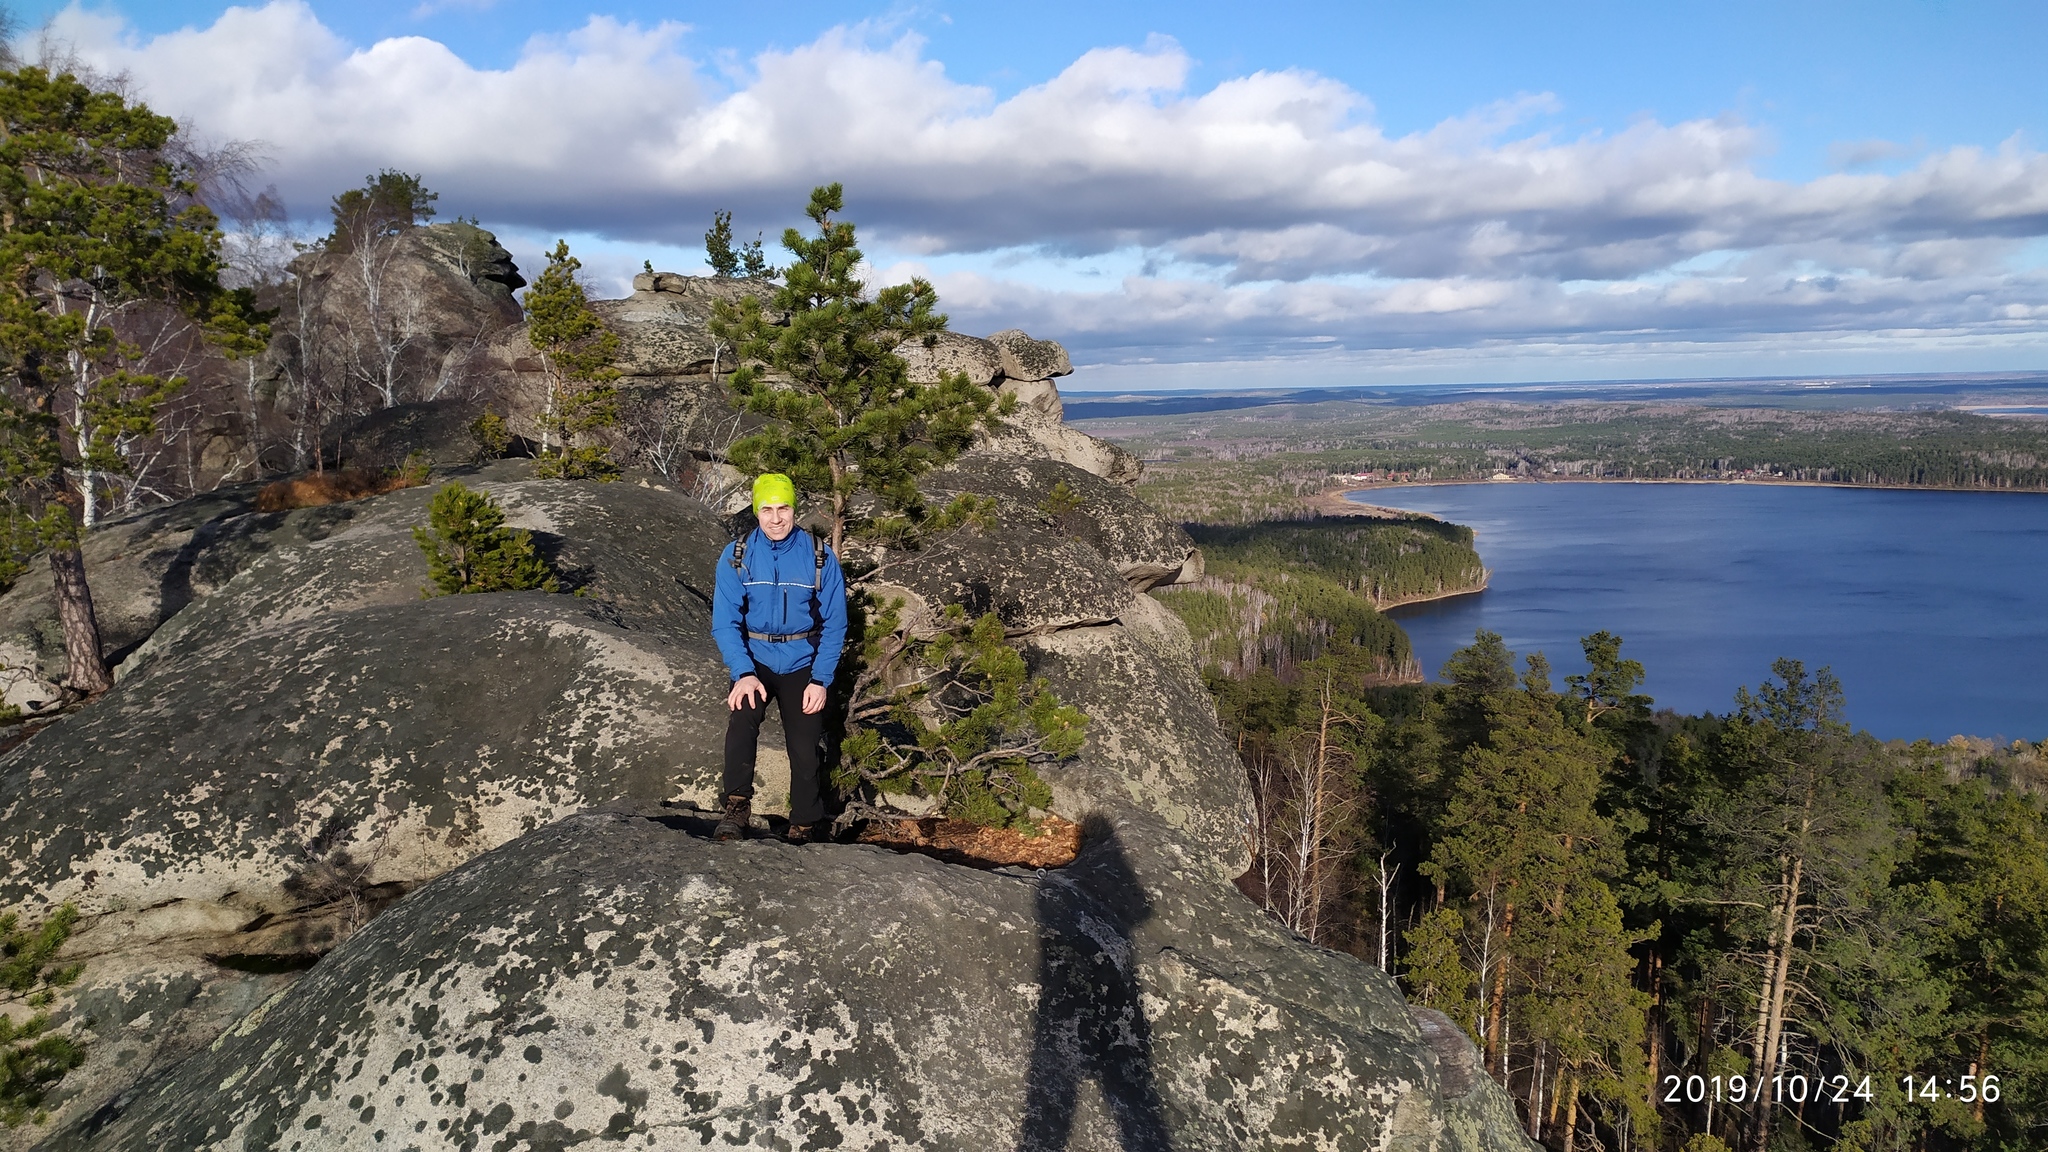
[0,269,1533,1151]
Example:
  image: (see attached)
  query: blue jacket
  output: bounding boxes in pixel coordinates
[712,527,848,686]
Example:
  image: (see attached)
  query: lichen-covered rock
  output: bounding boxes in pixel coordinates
[336,399,487,471]
[872,518,1132,636]
[926,449,1199,588]
[1,465,743,925]
[3,425,1535,1150]
[898,330,1005,386]
[0,489,364,712]
[988,329,1074,381]
[53,810,1530,1152]
[595,275,770,379]
[1024,620,1252,880]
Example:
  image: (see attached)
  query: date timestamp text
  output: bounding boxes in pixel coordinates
[1661,1073,2001,1105]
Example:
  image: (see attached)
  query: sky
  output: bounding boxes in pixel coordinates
[13,0,2048,389]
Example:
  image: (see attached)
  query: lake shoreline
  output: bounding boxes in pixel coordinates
[1375,579,1490,612]
[1351,480,2048,741]
[1322,473,2048,511]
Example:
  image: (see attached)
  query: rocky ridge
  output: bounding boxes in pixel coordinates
[0,263,1532,1150]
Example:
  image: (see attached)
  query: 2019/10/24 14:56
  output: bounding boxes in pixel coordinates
[1661,1073,2002,1105]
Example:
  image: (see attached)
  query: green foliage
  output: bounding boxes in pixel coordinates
[397,450,431,486]
[836,604,1084,830]
[1403,906,1479,1035]
[704,209,775,279]
[1039,479,1083,516]
[2,903,86,1127]
[412,481,559,595]
[328,169,436,251]
[1191,590,2048,1152]
[467,411,511,462]
[709,184,1004,549]
[0,64,267,540]
[524,240,621,481]
[1154,517,1486,690]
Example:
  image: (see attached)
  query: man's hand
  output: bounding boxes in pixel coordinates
[802,683,827,715]
[727,675,767,711]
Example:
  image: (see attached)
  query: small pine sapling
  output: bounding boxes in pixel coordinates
[412,482,559,595]
[467,412,511,462]
[523,241,621,480]
[1,903,86,1128]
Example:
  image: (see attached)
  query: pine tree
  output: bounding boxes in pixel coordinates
[709,183,1007,551]
[0,65,267,695]
[327,169,436,252]
[835,603,1085,830]
[523,241,620,480]
[704,209,739,278]
[1689,660,1896,1152]
[412,481,559,595]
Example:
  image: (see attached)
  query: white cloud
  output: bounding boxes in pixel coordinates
[44,1,2048,377]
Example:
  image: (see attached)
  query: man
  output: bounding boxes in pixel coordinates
[710,473,848,843]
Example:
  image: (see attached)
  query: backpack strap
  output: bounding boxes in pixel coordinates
[729,532,748,574]
[812,532,826,591]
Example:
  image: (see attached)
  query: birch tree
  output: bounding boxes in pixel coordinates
[0,65,264,693]
[1694,661,1891,1152]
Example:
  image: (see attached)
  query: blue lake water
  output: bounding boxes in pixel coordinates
[1361,483,2048,742]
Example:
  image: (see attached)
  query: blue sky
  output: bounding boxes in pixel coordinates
[20,0,2048,387]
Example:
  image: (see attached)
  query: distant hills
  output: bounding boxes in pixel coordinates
[1063,370,2048,419]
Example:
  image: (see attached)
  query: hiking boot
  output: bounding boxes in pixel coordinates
[713,794,752,841]
[782,820,827,846]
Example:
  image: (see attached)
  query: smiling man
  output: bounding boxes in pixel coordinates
[710,473,848,844]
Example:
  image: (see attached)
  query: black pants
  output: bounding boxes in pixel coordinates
[723,664,828,825]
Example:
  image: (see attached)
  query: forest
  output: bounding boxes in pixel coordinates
[1101,401,2048,522]
[1166,570,2048,1151]
[1155,515,1486,686]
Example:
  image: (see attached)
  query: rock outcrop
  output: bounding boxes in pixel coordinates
[50,812,1523,1152]
[0,272,1533,1151]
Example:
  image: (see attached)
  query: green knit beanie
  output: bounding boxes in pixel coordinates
[752,473,796,515]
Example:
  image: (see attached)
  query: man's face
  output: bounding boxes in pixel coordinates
[758,502,795,541]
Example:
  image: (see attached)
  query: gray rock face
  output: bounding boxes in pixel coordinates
[597,275,771,379]
[1,465,739,928]
[268,224,525,404]
[57,811,1527,1152]
[337,398,487,470]
[988,329,1075,381]
[926,450,1199,589]
[0,490,366,712]
[1024,621,1251,879]
[898,330,1006,386]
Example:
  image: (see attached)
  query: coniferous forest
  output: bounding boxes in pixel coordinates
[1164,526,2048,1152]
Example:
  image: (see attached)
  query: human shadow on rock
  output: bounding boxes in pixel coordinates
[1017,816,1171,1152]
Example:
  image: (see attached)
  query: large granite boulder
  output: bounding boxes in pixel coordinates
[55,810,1527,1152]
[988,328,1074,381]
[925,449,1199,589]
[899,330,1005,386]
[0,489,369,713]
[269,223,525,401]
[3,465,740,927]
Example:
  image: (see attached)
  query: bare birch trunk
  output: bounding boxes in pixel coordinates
[1750,847,1806,1152]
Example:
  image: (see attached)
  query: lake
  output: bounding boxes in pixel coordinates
[1359,482,2048,742]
